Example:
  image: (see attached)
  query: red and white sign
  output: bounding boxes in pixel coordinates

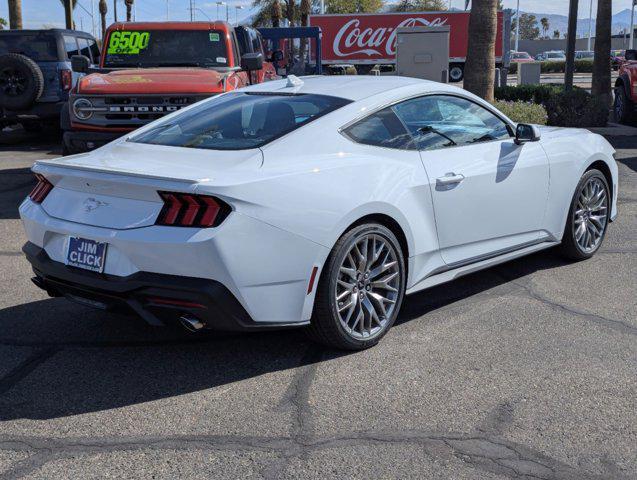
[310,12,504,64]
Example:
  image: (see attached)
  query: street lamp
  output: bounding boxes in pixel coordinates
[514,0,520,52]
[216,1,226,21]
[587,0,593,51]
[235,5,244,25]
[630,0,637,50]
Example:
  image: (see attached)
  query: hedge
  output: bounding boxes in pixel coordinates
[492,101,548,125]
[507,59,594,75]
[494,84,608,127]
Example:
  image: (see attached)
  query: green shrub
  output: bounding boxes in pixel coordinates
[493,101,547,125]
[494,84,608,127]
[543,89,609,127]
[495,84,563,104]
[506,59,594,75]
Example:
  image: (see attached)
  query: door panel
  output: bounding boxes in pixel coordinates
[419,139,550,266]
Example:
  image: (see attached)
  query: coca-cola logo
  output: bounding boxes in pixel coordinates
[332,17,449,58]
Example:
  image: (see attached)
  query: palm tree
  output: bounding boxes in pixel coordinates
[125,0,134,21]
[553,29,560,39]
[540,17,549,38]
[298,0,311,61]
[592,0,612,107]
[463,0,497,101]
[99,0,108,39]
[7,0,22,29]
[59,0,77,29]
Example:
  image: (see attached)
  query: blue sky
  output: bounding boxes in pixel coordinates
[0,1,633,34]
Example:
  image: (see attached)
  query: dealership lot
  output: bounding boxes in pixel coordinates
[0,127,635,479]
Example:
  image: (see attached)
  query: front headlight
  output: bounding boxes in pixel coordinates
[72,98,93,120]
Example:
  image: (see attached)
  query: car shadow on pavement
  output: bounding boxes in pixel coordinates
[0,168,35,219]
[0,249,572,422]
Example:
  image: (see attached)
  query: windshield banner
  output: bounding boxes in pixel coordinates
[107,31,150,54]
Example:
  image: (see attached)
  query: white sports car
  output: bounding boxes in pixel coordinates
[20,76,618,350]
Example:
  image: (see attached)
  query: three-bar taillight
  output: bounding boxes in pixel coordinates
[28,174,53,203]
[156,192,230,228]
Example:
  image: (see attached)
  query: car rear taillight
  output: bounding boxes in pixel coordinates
[156,192,230,228]
[59,69,73,91]
[29,174,53,203]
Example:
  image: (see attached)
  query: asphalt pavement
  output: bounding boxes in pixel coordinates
[0,126,635,479]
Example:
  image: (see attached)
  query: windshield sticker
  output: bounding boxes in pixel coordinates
[209,32,220,42]
[107,31,150,54]
[216,57,226,63]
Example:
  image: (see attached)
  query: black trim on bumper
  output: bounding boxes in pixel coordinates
[23,242,298,331]
[63,130,124,154]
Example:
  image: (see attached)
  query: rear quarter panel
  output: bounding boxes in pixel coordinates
[539,127,617,239]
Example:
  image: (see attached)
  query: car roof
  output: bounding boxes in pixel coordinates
[241,75,461,102]
[107,21,232,32]
[0,28,94,38]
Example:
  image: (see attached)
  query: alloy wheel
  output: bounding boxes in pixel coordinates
[573,176,608,253]
[334,234,401,340]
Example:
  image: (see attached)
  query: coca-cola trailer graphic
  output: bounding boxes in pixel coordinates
[309,11,511,81]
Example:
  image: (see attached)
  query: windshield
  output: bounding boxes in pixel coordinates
[546,52,565,59]
[103,29,228,68]
[512,52,530,59]
[0,33,58,61]
[130,92,352,150]
[578,52,594,58]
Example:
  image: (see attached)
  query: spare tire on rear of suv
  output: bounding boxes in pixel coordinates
[0,53,44,111]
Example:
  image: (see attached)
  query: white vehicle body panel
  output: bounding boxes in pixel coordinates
[20,76,619,327]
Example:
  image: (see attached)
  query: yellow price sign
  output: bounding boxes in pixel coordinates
[107,31,150,54]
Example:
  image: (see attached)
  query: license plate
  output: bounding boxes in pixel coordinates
[66,237,107,273]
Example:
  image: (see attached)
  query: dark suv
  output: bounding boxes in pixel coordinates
[0,29,99,132]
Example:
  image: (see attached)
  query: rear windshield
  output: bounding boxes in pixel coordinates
[130,92,351,150]
[103,29,228,68]
[0,33,58,61]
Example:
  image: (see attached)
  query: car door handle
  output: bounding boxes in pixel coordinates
[436,173,465,186]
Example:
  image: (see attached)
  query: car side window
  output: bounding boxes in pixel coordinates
[88,39,100,64]
[63,35,79,59]
[78,37,92,62]
[392,95,512,151]
[342,107,414,150]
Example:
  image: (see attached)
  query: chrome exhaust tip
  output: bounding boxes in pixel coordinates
[179,314,205,332]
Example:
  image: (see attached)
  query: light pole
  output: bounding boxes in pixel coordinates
[216,1,225,20]
[587,0,593,51]
[631,0,636,50]
[514,0,520,52]
[235,5,244,25]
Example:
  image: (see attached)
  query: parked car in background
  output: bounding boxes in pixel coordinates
[510,51,534,63]
[575,50,594,60]
[614,49,637,124]
[536,51,566,61]
[21,76,618,350]
[611,50,625,70]
[62,21,277,155]
[0,29,99,132]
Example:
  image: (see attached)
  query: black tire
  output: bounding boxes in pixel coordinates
[560,169,610,261]
[306,223,406,350]
[0,53,44,111]
[613,86,634,124]
[449,64,464,82]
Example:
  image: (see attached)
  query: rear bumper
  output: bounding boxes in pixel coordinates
[63,130,125,154]
[23,242,302,331]
[2,101,64,122]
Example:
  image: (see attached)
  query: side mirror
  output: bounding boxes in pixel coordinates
[71,54,90,73]
[625,49,637,61]
[514,123,541,145]
[241,53,264,72]
[270,50,284,62]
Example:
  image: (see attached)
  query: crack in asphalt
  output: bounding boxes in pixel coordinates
[0,431,624,480]
[0,348,58,396]
[506,277,637,337]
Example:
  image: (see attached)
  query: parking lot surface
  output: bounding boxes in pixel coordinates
[0,127,635,479]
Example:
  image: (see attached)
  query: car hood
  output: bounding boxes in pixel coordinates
[77,68,228,95]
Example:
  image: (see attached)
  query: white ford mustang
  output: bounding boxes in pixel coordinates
[20,76,618,350]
